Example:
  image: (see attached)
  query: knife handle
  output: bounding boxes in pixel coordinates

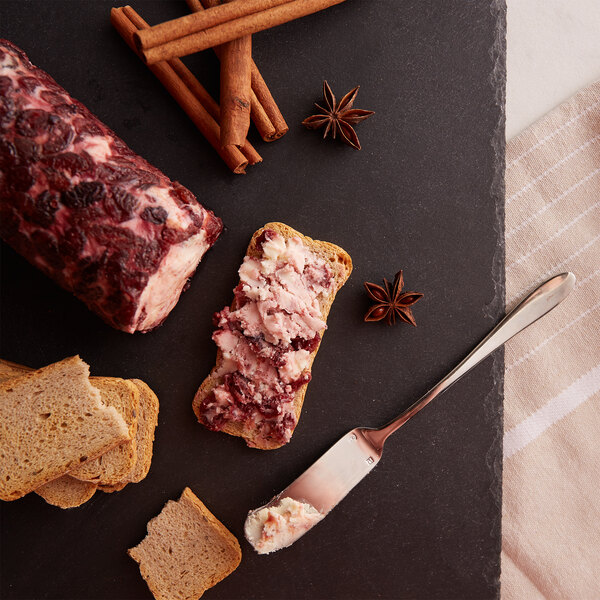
[364,272,576,452]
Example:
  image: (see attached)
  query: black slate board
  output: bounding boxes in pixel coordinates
[0,1,505,598]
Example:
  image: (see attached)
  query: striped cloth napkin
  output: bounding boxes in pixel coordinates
[501,81,600,599]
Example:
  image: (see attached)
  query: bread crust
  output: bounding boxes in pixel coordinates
[192,222,352,450]
[99,378,160,493]
[35,475,97,508]
[69,378,140,485]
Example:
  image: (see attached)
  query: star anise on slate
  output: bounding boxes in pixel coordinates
[364,271,423,326]
[302,81,374,150]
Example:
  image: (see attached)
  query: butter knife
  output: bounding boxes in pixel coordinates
[244,272,576,553]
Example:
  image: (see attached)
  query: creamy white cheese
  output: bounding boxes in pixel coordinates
[134,231,208,332]
[244,497,324,554]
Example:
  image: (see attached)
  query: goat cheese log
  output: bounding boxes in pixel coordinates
[0,40,222,333]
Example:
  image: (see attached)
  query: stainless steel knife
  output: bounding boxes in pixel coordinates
[244,272,576,553]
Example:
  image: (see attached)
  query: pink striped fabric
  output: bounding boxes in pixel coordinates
[502,81,600,598]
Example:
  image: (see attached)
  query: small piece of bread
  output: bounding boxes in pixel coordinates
[193,222,353,450]
[69,378,140,485]
[0,356,130,501]
[35,475,97,508]
[129,487,241,600]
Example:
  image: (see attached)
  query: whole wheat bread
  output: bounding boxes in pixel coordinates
[0,362,98,508]
[0,356,130,501]
[128,487,241,600]
[35,475,97,508]
[99,378,159,493]
[37,377,159,502]
[192,222,352,449]
[0,360,30,380]
[0,360,159,507]
[69,377,140,485]
[0,362,31,383]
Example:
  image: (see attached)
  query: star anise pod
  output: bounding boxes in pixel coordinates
[364,270,423,326]
[302,81,374,150]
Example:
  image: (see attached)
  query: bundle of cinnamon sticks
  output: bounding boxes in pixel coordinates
[112,0,346,173]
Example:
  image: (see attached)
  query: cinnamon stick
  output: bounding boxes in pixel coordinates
[139,0,347,65]
[218,0,252,147]
[124,6,260,163]
[189,0,288,142]
[135,0,293,51]
[249,89,276,140]
[250,62,288,141]
[111,6,261,173]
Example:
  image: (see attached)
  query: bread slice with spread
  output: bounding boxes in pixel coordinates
[193,222,352,450]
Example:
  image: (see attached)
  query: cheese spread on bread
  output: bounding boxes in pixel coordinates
[197,230,334,447]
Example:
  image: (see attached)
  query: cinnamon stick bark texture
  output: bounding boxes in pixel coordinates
[219,0,252,147]
[111,6,260,173]
[138,0,347,65]
[135,0,293,51]
[249,62,288,140]
[189,0,289,142]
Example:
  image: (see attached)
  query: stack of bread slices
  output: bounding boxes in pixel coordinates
[0,356,158,508]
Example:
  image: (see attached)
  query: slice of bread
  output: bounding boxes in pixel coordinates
[192,222,352,450]
[0,360,159,506]
[128,487,241,600]
[0,356,130,501]
[35,475,97,508]
[0,362,97,508]
[36,378,158,504]
[123,379,159,483]
[69,378,140,485]
[99,379,160,493]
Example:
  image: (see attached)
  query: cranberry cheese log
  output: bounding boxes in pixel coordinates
[193,223,352,449]
[0,40,222,333]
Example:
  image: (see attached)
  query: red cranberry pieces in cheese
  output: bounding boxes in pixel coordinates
[0,40,222,333]
[199,231,334,447]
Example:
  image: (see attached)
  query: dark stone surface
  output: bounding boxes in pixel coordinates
[0,1,505,598]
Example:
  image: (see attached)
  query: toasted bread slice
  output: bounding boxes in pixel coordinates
[128,487,241,600]
[192,222,352,449]
[0,356,130,501]
[35,475,97,508]
[69,378,140,485]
